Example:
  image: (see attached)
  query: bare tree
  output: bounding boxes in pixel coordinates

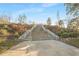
[65,3,79,16]
[65,3,79,31]
[18,14,27,24]
[32,21,35,25]
[67,17,79,31]
[58,20,64,28]
[0,15,11,24]
[47,17,51,26]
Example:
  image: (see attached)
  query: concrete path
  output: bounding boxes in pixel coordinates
[1,24,79,56]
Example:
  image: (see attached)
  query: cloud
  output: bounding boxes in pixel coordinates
[11,7,44,22]
[41,3,58,7]
[12,8,44,15]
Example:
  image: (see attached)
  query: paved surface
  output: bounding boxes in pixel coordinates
[31,25,53,40]
[1,25,79,56]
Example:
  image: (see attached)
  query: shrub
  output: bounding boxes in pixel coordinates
[0,29,9,36]
[57,29,79,38]
[44,25,61,34]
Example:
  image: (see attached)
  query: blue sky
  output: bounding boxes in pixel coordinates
[0,3,66,25]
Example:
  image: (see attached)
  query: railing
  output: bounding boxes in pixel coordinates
[18,24,60,41]
[18,25,37,41]
[42,25,59,40]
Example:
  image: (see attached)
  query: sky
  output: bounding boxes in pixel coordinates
[0,3,66,25]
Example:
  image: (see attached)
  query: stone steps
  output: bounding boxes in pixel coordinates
[18,24,59,41]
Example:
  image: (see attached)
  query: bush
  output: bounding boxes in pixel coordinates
[0,29,9,36]
[44,25,61,34]
[7,29,15,34]
[57,29,79,38]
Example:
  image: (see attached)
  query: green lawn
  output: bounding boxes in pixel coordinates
[62,39,79,48]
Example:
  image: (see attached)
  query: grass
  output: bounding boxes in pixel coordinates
[0,39,20,54]
[0,37,6,43]
[0,24,33,54]
[45,25,79,48]
[62,38,79,48]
